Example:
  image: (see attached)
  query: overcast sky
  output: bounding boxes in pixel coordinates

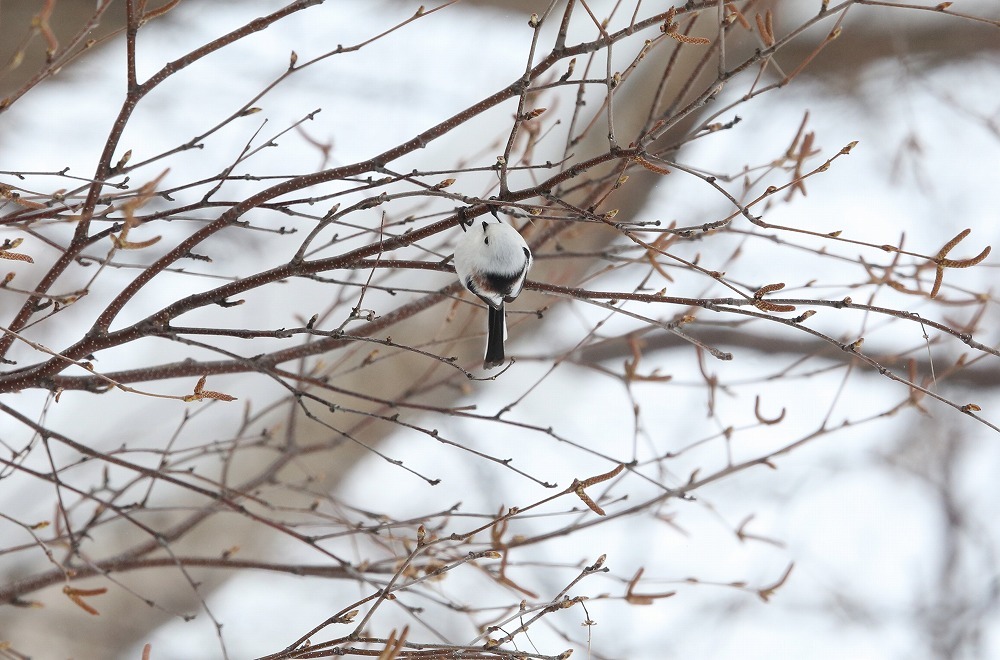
[2,2,999,658]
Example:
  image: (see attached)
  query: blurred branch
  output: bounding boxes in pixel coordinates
[578,326,1000,388]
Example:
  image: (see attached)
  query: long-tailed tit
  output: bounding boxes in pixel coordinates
[454,217,532,370]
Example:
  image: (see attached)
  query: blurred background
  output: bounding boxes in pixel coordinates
[1,1,999,658]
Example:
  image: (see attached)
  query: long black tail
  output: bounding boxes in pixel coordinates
[484,304,506,369]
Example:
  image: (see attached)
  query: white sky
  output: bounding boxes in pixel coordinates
[2,1,999,659]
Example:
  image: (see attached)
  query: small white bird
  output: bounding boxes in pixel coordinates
[454,217,532,369]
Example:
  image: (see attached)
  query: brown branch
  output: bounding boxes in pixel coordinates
[31,273,1000,392]
[0,0,326,358]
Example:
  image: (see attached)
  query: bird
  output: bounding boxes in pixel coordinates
[454,216,532,369]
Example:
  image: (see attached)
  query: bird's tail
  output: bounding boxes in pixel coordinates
[484,304,506,369]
